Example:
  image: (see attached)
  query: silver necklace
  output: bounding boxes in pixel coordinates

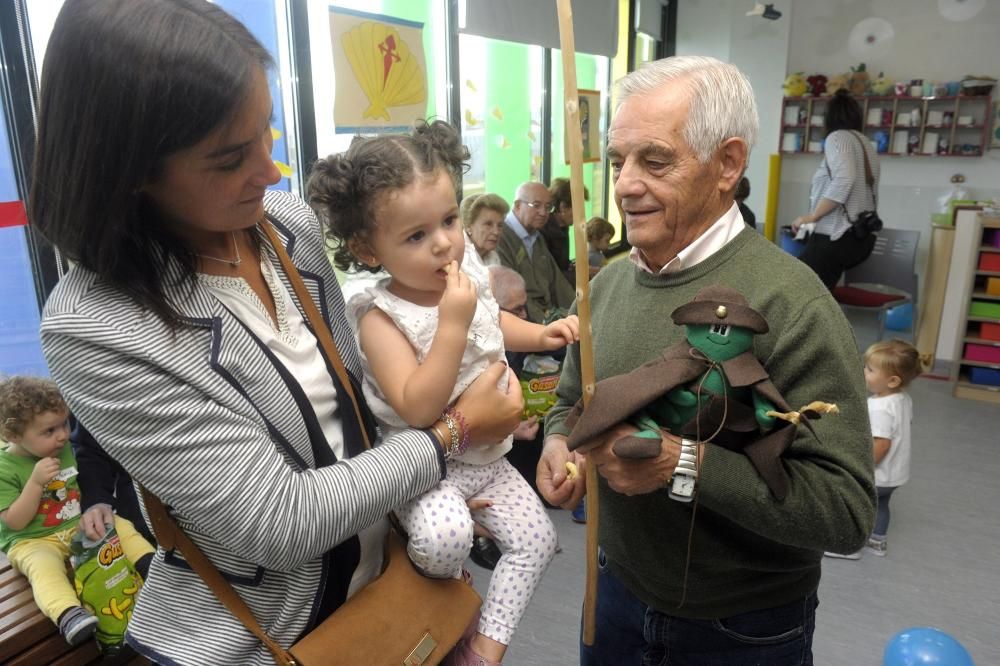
[195,231,241,267]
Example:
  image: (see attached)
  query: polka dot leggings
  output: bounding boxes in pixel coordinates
[395,456,557,646]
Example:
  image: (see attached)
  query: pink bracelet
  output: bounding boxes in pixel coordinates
[445,406,470,455]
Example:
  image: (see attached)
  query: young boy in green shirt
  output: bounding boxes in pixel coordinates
[0,376,153,645]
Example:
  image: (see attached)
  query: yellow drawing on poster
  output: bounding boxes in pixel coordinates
[340,21,425,120]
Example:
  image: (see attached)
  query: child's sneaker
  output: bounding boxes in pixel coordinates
[866,537,887,557]
[58,606,98,645]
[824,550,861,560]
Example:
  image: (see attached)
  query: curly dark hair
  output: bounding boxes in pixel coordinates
[0,376,67,439]
[308,120,470,273]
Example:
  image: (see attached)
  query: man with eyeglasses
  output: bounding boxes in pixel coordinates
[497,181,575,324]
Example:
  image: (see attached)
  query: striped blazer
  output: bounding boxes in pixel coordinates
[40,191,445,665]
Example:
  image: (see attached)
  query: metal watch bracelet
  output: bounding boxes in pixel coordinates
[668,438,698,502]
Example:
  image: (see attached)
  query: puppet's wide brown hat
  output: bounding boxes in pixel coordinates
[671,285,768,333]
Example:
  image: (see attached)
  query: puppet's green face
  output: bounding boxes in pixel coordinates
[685,323,754,362]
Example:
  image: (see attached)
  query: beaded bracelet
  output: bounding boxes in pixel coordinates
[440,412,462,458]
[444,406,470,455]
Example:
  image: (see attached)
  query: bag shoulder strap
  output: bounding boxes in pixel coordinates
[139,487,297,666]
[262,218,372,452]
[847,130,878,211]
[134,220,380,666]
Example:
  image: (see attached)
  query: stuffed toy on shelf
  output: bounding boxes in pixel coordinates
[871,72,894,96]
[807,74,828,97]
[783,71,808,97]
[849,63,870,95]
[826,72,849,95]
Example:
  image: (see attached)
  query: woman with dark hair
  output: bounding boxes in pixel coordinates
[31,1,521,663]
[540,177,588,281]
[793,89,881,289]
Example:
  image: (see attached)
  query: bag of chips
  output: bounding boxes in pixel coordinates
[519,354,562,419]
[71,524,144,654]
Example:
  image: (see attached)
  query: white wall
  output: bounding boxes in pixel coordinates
[782,0,1000,279]
[675,0,1000,281]
[675,0,793,226]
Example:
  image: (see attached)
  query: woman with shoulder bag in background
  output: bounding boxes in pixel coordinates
[793,89,882,289]
[30,1,522,663]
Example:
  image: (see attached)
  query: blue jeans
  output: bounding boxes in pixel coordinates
[873,486,897,538]
[581,550,819,666]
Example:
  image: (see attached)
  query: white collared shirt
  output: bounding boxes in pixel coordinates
[629,202,746,275]
[505,211,538,258]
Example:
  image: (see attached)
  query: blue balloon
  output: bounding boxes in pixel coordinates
[884,627,974,665]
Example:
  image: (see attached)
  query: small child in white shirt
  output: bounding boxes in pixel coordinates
[862,339,923,557]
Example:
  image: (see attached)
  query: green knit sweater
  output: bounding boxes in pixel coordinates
[546,229,876,619]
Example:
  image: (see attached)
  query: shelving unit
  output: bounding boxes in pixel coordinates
[951,214,1000,404]
[779,94,993,157]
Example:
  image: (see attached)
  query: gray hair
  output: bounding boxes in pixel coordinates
[616,55,758,164]
[488,265,526,308]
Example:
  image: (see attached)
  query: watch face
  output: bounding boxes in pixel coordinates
[673,475,696,497]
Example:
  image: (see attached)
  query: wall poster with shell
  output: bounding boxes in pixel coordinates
[329,7,428,134]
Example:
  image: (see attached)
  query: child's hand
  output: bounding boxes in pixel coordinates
[31,457,61,488]
[539,315,580,350]
[438,260,477,332]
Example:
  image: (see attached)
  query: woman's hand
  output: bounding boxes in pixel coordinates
[453,362,523,446]
[437,260,477,332]
[539,315,580,351]
[791,214,812,233]
[81,503,114,540]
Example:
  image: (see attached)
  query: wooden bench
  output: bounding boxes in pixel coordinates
[0,552,149,665]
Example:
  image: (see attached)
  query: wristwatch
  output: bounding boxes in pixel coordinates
[668,439,698,502]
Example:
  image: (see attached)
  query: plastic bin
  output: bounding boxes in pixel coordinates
[886,303,913,331]
[964,343,1000,363]
[969,366,1000,386]
[980,322,1000,341]
[979,253,1000,271]
[779,226,806,258]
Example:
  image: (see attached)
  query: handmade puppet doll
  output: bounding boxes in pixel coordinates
[565,285,836,499]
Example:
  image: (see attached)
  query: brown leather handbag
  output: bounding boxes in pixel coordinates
[138,219,481,665]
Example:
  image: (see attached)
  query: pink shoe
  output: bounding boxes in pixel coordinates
[443,638,502,666]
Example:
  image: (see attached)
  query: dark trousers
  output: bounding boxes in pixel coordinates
[798,231,876,290]
[581,550,819,665]
[873,485,897,538]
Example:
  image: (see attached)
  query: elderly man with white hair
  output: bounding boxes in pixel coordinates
[537,56,875,665]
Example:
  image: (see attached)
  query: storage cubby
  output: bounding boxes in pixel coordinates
[780,94,993,157]
[952,215,1000,404]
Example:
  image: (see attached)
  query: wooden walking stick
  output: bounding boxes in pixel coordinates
[556,0,599,645]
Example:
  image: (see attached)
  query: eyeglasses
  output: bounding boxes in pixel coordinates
[500,303,529,318]
[521,200,555,213]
